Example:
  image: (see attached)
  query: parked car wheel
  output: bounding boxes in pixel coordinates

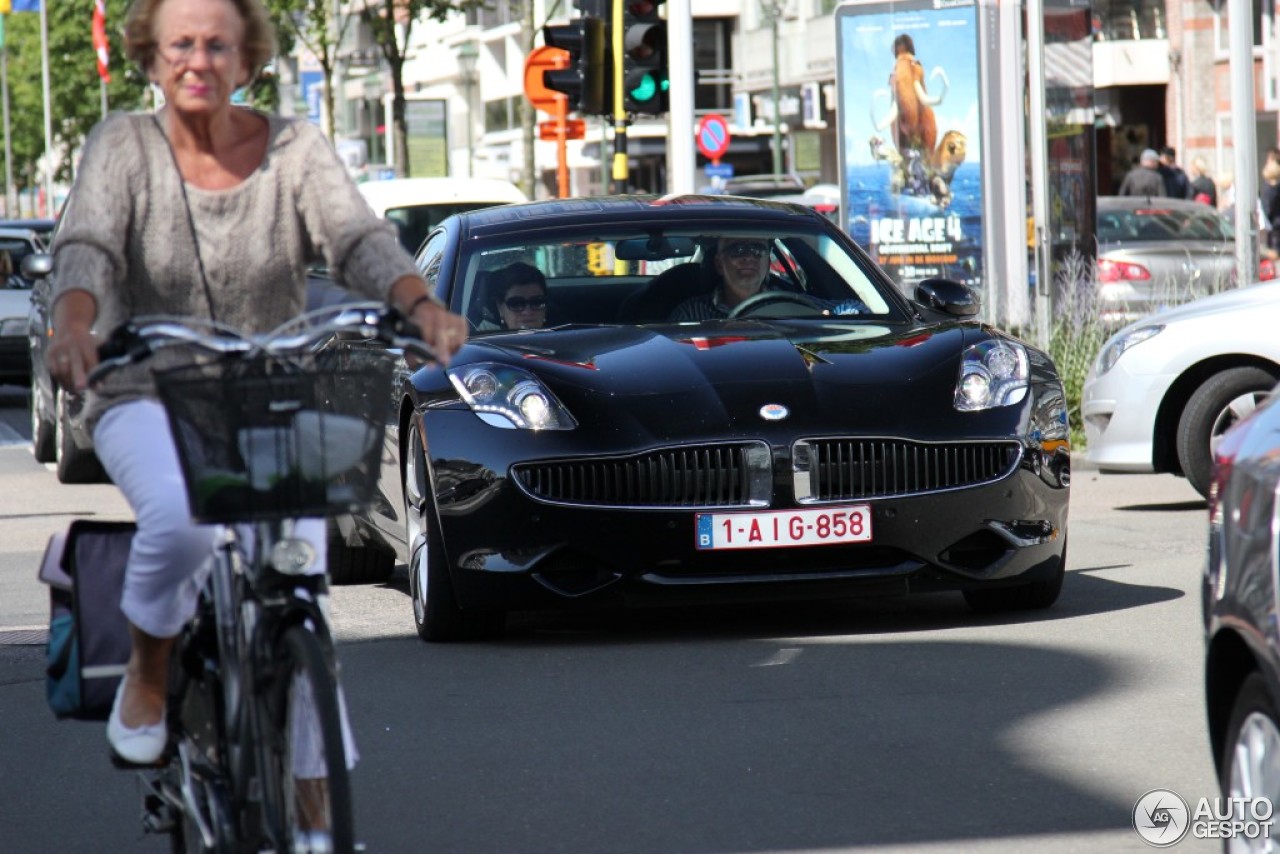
[1221,671,1280,809]
[962,539,1066,612]
[325,519,393,586]
[30,375,55,463]
[1177,367,1276,498]
[54,387,105,484]
[403,421,502,642]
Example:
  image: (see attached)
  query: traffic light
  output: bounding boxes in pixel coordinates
[620,0,669,115]
[543,15,610,116]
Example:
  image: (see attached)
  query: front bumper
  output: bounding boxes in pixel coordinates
[424,413,1070,612]
[1081,364,1174,472]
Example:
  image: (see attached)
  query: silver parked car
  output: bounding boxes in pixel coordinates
[1095,195,1275,325]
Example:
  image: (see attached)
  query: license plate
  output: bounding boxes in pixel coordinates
[695,505,873,551]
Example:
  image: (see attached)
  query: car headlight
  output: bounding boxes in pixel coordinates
[954,339,1029,411]
[447,363,577,430]
[1095,324,1164,377]
[0,316,25,336]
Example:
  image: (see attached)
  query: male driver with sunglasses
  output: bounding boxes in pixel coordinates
[669,237,776,322]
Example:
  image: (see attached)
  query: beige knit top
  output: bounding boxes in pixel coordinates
[51,109,419,431]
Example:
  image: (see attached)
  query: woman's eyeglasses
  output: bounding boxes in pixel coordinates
[161,39,239,65]
[504,296,547,311]
[722,242,769,259]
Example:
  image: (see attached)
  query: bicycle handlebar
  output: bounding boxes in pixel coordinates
[89,302,438,386]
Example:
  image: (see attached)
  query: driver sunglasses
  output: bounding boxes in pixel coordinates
[504,296,548,311]
[722,242,769,259]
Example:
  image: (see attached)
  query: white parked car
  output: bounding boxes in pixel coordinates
[357,177,528,254]
[1081,282,1280,497]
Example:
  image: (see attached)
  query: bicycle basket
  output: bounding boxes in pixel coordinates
[154,349,395,523]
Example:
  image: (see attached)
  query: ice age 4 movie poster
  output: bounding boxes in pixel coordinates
[837,0,985,294]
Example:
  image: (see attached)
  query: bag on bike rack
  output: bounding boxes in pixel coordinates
[40,520,136,721]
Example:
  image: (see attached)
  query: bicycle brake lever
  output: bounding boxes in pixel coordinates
[96,322,150,363]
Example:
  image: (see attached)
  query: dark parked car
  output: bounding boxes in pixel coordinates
[0,226,51,385]
[328,195,1072,640]
[1204,391,1280,820]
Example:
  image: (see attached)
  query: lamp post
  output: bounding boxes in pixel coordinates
[456,41,479,178]
[760,0,783,176]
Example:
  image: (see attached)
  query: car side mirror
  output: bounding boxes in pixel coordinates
[914,277,980,317]
[21,252,52,280]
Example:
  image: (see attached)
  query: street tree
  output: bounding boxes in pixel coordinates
[263,0,350,141]
[358,0,483,178]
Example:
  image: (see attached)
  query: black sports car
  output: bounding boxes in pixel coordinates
[329,195,1071,640]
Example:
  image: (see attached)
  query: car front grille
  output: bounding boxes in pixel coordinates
[512,441,772,509]
[793,438,1021,502]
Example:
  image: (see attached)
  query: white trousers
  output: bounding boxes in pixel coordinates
[93,400,326,639]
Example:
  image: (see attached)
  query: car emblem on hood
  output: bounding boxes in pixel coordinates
[759,403,789,421]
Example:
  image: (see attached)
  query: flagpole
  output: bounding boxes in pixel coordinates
[39,0,51,215]
[1,16,14,217]
[101,79,107,119]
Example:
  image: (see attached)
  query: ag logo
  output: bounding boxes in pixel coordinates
[1133,789,1190,847]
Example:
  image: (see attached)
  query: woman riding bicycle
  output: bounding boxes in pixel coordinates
[46,0,466,767]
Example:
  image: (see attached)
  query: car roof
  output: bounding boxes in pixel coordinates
[451,194,828,239]
[357,177,528,217]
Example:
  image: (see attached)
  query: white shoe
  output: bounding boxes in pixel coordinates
[107,677,166,765]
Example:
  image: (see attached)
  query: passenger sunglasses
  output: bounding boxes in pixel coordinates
[723,242,769,259]
[504,296,547,311]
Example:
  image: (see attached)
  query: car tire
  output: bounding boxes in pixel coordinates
[403,419,503,642]
[54,386,105,484]
[30,375,55,464]
[1221,672,1280,811]
[325,519,394,586]
[962,538,1066,612]
[1177,367,1276,499]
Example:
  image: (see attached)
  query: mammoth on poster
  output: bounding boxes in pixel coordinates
[837,0,985,294]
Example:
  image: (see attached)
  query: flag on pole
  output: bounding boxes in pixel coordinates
[8,0,42,12]
[92,0,110,82]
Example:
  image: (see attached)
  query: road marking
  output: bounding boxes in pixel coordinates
[0,422,24,445]
[752,647,801,667]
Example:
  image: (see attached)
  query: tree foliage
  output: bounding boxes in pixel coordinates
[2,0,148,200]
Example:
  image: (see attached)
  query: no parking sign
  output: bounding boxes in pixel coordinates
[696,114,731,163]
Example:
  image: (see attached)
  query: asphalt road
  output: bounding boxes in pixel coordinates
[0,386,1222,853]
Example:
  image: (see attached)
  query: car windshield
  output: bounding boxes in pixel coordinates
[1098,206,1233,242]
[456,224,902,332]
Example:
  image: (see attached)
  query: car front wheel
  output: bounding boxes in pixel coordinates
[326,519,393,585]
[30,375,55,463]
[54,387,105,484]
[1177,367,1276,499]
[1221,672,1280,826]
[403,418,503,642]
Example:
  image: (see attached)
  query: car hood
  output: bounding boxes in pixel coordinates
[1121,280,1280,329]
[461,321,1014,440]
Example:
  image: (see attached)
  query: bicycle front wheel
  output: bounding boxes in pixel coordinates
[261,624,354,853]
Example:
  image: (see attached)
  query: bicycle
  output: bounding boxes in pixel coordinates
[88,304,434,853]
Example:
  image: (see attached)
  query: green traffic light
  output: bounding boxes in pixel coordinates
[629,73,657,102]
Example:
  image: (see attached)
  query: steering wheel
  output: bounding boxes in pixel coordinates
[727,290,829,319]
